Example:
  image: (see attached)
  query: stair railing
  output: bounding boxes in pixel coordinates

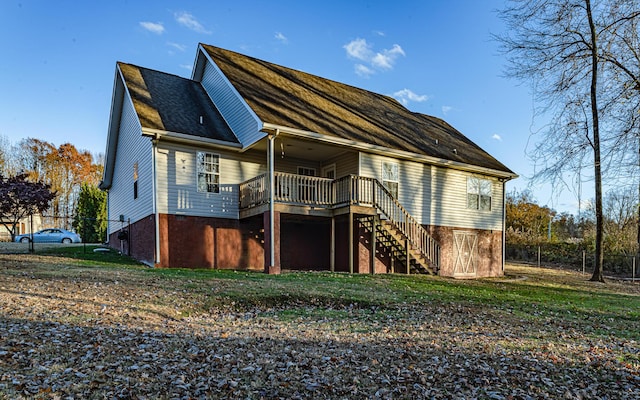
[337,175,439,269]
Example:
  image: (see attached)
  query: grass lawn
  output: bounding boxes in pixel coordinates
[0,247,638,399]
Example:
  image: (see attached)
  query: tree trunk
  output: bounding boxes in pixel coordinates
[586,0,605,283]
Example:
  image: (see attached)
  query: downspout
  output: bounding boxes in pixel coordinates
[267,130,279,270]
[105,190,110,243]
[151,137,160,266]
[502,179,507,273]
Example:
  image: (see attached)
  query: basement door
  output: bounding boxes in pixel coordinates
[453,231,478,277]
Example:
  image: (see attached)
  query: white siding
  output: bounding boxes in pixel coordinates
[274,156,320,175]
[429,166,503,230]
[201,59,264,147]
[107,98,153,235]
[156,143,266,218]
[359,153,503,230]
[359,153,429,223]
[324,151,359,178]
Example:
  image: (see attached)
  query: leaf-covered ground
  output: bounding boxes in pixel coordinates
[0,252,638,399]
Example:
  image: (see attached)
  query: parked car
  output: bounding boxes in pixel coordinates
[15,229,82,244]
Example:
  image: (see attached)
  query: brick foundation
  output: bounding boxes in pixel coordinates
[108,212,503,277]
[108,215,155,266]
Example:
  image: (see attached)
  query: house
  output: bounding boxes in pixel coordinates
[100,43,517,278]
[0,214,43,242]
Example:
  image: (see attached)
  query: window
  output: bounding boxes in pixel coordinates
[297,167,316,177]
[382,161,399,198]
[197,152,220,193]
[467,177,492,211]
[297,167,316,202]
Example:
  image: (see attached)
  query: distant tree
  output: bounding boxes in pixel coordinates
[506,190,556,244]
[0,174,55,241]
[0,135,8,175]
[552,212,583,242]
[582,187,639,254]
[72,183,107,243]
[17,138,104,229]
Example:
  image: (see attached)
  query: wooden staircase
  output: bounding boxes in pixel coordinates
[360,216,438,274]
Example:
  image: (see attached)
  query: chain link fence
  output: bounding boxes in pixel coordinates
[507,243,639,280]
[0,215,125,256]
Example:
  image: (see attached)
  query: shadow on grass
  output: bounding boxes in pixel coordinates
[0,313,637,399]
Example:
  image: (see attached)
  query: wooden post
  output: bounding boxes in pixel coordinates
[405,238,410,275]
[330,217,335,273]
[390,253,395,274]
[370,217,376,274]
[348,210,354,274]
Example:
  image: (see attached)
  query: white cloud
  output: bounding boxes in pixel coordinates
[355,64,375,78]
[344,38,373,61]
[373,30,385,37]
[180,64,193,71]
[343,38,405,76]
[371,44,405,69]
[140,21,165,34]
[275,32,288,43]
[492,134,503,141]
[392,89,429,105]
[442,106,453,115]
[174,11,210,34]
[167,42,186,52]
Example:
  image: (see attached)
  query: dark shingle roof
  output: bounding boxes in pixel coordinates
[118,62,238,143]
[201,44,513,174]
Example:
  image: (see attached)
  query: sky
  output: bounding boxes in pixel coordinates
[0,0,585,213]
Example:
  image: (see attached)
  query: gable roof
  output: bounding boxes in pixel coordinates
[100,63,240,190]
[200,44,515,176]
[118,62,238,143]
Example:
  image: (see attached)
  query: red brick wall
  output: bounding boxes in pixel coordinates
[107,215,155,266]
[425,225,503,278]
[357,219,394,274]
[158,214,264,270]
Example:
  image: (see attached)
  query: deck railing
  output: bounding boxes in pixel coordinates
[240,173,439,268]
[240,172,334,209]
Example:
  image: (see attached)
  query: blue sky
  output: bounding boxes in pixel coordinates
[0,1,581,212]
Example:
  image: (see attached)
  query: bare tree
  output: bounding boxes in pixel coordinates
[496,0,640,282]
[0,135,18,177]
[602,187,638,253]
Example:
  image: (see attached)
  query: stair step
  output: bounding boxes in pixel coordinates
[359,214,438,275]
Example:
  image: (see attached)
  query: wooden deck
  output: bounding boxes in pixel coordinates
[240,173,440,272]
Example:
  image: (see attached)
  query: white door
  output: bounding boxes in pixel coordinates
[453,231,478,277]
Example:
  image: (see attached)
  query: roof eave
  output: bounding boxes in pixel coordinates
[262,123,518,180]
[141,128,243,150]
[100,65,128,191]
